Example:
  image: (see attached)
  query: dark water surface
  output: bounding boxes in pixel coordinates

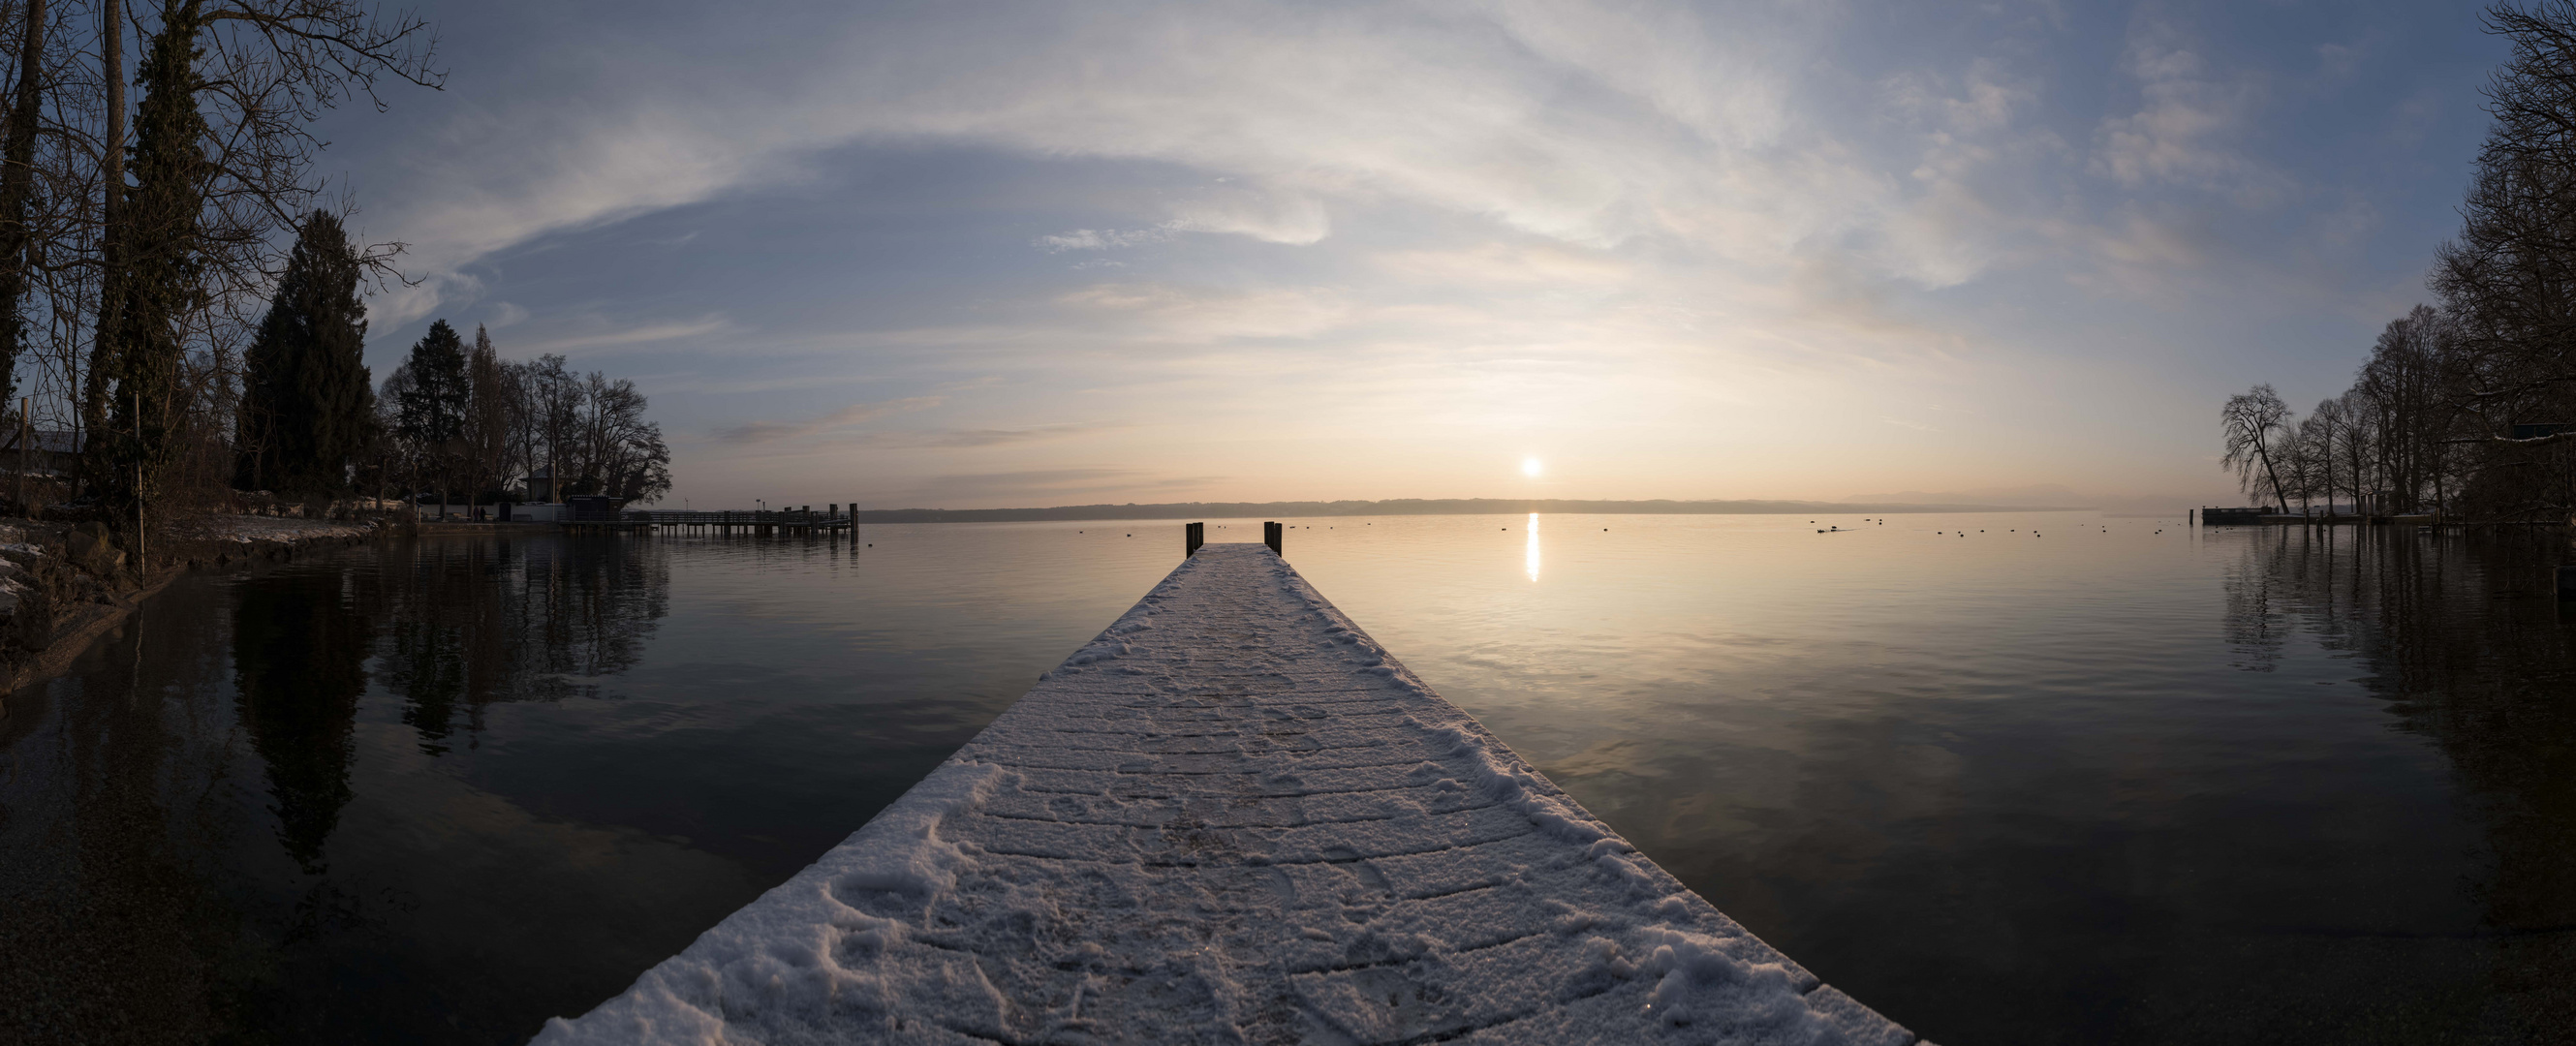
[2,514,2571,1044]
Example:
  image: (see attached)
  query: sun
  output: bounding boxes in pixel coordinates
[1522,456,1542,478]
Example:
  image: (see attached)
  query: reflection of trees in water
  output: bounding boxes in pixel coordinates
[233,568,378,874]
[376,536,670,754]
[220,536,670,875]
[2224,527,2576,1031]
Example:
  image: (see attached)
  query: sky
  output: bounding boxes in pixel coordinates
[308,0,2509,509]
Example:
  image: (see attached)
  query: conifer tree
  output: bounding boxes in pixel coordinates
[397,318,468,507]
[464,323,506,502]
[238,211,371,495]
[90,0,211,510]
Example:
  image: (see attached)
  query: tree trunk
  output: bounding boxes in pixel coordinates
[0,0,47,408]
[82,0,123,479]
[2257,445,2289,512]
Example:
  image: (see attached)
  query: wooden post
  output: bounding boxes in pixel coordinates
[1263,520,1282,556]
[1186,521,1203,557]
[134,389,143,569]
[2558,565,2576,601]
[16,396,25,514]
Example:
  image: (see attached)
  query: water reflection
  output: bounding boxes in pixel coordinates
[377,537,669,755]
[7,517,2575,1044]
[233,570,376,872]
[1285,514,2576,1044]
[1525,511,1540,582]
[2221,526,2576,1034]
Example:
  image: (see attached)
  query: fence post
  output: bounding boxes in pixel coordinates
[1263,521,1282,556]
[1186,521,1203,557]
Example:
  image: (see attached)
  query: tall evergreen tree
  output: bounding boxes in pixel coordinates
[90,0,210,510]
[238,211,370,495]
[397,319,467,445]
[464,323,506,500]
[397,318,467,506]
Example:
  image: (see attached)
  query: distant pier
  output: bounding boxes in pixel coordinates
[535,542,1918,1045]
[622,506,858,537]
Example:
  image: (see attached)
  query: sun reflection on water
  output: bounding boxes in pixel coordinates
[1525,512,1540,582]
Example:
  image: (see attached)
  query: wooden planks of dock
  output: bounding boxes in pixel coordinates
[534,543,1921,1046]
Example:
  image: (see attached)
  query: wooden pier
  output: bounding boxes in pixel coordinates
[535,542,1918,1045]
[624,506,859,537]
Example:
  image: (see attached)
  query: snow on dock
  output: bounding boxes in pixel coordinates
[533,544,1922,1045]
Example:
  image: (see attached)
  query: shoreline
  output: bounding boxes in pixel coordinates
[0,513,388,712]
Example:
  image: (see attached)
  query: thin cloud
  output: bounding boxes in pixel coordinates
[848,422,1124,448]
[885,467,1223,506]
[518,316,732,354]
[1036,227,1173,252]
[712,396,944,444]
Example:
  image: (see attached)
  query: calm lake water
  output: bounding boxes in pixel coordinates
[2,513,2571,1044]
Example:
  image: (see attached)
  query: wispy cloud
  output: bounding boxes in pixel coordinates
[849,422,1123,449]
[712,396,944,444]
[881,467,1223,507]
[517,316,733,354]
[330,0,2485,508]
[2090,20,2295,208]
[1036,227,1174,252]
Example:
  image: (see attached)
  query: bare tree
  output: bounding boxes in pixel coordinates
[2335,390,2379,515]
[0,0,51,408]
[2221,385,2295,510]
[2432,2,2576,471]
[2307,398,2346,513]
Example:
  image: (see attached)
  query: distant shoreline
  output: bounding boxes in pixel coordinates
[842,498,2098,524]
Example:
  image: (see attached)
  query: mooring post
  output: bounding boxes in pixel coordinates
[1186,521,1204,557]
[1263,520,1283,556]
[2557,565,2576,601]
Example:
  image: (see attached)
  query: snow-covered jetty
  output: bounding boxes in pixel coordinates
[535,544,1923,1045]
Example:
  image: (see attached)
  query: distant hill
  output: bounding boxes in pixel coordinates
[1843,483,2224,516]
[846,497,2073,523]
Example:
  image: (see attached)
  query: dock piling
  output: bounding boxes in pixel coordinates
[1263,520,1282,556]
[2558,566,2576,601]
[1185,521,1204,557]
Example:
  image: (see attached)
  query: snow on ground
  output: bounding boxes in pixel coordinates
[532,544,1924,1046]
[181,514,374,544]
